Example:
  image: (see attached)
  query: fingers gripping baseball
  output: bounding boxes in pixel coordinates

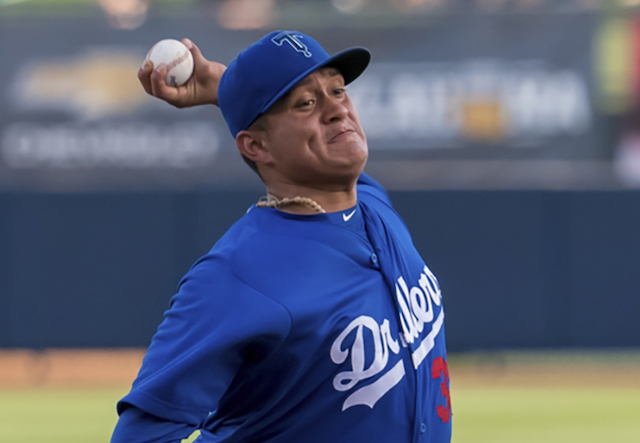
[138,38,227,108]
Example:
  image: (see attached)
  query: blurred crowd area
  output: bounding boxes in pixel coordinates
[73,0,625,36]
[0,0,621,30]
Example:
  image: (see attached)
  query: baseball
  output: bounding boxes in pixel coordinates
[144,39,194,87]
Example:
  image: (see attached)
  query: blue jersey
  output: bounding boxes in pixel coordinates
[113,173,451,443]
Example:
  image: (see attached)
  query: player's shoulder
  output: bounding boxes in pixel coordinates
[357,172,395,211]
[178,207,263,285]
[197,206,327,303]
[175,207,293,311]
[189,204,294,278]
[357,172,415,241]
[210,206,263,252]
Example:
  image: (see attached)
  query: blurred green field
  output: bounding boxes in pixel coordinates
[0,387,124,442]
[0,383,638,442]
[452,386,640,443]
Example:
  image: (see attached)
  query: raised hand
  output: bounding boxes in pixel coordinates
[138,38,227,108]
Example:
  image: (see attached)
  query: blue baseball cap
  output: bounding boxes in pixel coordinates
[218,30,371,138]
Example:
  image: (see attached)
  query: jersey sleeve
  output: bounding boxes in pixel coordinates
[116,252,292,428]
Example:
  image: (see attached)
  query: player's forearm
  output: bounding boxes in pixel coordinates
[111,406,197,443]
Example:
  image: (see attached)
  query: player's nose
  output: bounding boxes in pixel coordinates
[322,95,349,124]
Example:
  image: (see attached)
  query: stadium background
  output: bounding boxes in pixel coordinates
[0,0,639,442]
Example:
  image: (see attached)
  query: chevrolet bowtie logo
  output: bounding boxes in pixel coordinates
[12,49,151,119]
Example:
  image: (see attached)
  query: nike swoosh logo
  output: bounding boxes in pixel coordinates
[343,209,356,222]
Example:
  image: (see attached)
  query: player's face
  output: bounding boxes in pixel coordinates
[259,68,368,190]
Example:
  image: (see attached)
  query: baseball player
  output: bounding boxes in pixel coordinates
[111,31,451,443]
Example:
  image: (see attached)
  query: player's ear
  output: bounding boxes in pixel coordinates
[236,130,272,165]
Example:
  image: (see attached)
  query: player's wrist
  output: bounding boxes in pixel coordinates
[205,61,227,107]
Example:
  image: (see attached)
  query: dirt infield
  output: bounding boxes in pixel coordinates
[448,350,640,389]
[1,348,639,389]
[0,349,145,387]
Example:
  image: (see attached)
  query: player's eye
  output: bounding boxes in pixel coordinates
[296,98,315,108]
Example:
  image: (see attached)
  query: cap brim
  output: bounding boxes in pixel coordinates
[323,47,371,85]
[259,47,371,115]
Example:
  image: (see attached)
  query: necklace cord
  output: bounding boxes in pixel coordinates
[256,196,326,213]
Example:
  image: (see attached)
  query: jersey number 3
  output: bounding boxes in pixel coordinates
[431,357,452,423]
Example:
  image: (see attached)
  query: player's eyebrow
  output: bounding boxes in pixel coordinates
[268,68,343,112]
[321,67,342,78]
[294,76,314,88]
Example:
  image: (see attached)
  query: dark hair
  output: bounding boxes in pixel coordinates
[240,114,269,177]
[242,154,260,176]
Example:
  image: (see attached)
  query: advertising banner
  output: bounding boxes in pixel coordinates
[0,11,601,190]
